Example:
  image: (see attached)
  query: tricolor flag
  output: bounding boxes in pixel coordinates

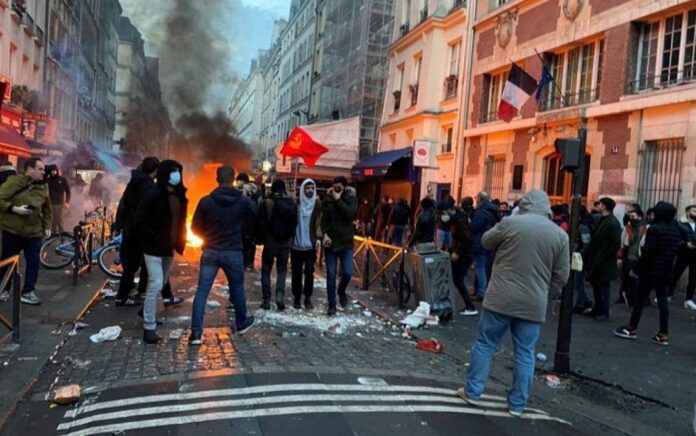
[497,63,538,123]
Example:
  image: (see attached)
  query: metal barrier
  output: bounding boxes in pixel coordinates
[0,255,22,344]
[72,223,94,286]
[352,236,409,309]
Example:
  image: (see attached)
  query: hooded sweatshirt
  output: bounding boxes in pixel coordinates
[480,189,570,322]
[192,186,257,251]
[293,179,320,251]
[635,201,680,280]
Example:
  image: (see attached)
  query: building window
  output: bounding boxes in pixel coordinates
[541,40,603,111]
[480,71,507,123]
[636,138,685,209]
[393,64,404,111]
[484,156,506,200]
[444,41,461,99]
[544,154,591,204]
[442,127,453,153]
[410,56,421,106]
[632,9,696,92]
[497,0,510,6]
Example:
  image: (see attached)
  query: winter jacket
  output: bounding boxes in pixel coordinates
[191,187,257,251]
[113,170,156,236]
[241,182,261,242]
[470,201,500,254]
[388,203,410,226]
[0,165,17,186]
[635,202,681,280]
[258,193,297,249]
[47,175,71,206]
[481,190,570,323]
[585,213,622,283]
[409,205,437,246]
[374,202,392,230]
[0,175,51,238]
[132,161,188,257]
[357,203,372,223]
[450,210,473,257]
[321,186,358,252]
[675,219,696,258]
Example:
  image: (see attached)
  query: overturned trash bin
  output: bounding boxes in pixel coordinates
[407,242,458,321]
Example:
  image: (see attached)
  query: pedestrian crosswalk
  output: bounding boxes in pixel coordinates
[57,382,571,435]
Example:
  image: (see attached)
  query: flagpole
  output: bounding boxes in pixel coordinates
[534,48,566,104]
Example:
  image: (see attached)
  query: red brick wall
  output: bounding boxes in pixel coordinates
[598,114,631,195]
[470,74,484,128]
[520,57,542,118]
[600,23,631,104]
[591,0,632,16]
[477,27,495,60]
[466,136,482,176]
[510,130,531,192]
[516,0,560,45]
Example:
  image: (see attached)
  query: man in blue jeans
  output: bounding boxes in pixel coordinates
[321,176,358,316]
[189,166,257,345]
[470,192,499,298]
[457,190,569,416]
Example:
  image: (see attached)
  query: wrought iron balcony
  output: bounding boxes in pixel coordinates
[538,87,599,112]
[479,110,499,124]
[627,68,696,94]
[444,75,458,100]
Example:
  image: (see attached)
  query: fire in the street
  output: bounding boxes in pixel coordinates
[186,218,203,248]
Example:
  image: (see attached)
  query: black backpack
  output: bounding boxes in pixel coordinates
[266,196,298,242]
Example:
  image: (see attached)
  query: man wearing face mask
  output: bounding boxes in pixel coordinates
[0,158,51,305]
[436,197,455,250]
[291,179,322,310]
[669,204,696,310]
[321,176,358,315]
[133,160,188,344]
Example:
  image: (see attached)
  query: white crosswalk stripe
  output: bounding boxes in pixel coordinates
[57,382,570,436]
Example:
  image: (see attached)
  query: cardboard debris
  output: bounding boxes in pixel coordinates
[52,385,81,405]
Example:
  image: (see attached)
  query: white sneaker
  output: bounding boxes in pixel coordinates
[20,292,41,305]
[458,309,479,316]
[508,409,523,417]
[684,299,696,310]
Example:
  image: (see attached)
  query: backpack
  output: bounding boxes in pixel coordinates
[265,196,298,242]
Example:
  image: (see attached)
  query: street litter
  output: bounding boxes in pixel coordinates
[362,310,372,318]
[545,375,561,389]
[51,329,62,336]
[536,353,548,363]
[169,329,183,339]
[426,315,439,326]
[52,384,81,405]
[207,300,222,308]
[356,332,363,337]
[65,357,91,369]
[416,338,444,353]
[402,326,412,339]
[75,322,90,330]
[399,301,431,328]
[257,310,371,334]
[89,326,122,343]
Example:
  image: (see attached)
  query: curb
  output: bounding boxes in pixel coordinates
[0,277,109,432]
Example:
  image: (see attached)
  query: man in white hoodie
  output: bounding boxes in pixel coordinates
[291,179,322,310]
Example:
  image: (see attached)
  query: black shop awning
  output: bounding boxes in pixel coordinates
[351,147,412,177]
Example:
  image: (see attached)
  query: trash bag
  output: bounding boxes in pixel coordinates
[89,326,122,343]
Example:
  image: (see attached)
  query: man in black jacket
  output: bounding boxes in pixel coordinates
[113,157,159,307]
[387,198,410,246]
[373,196,391,242]
[189,166,257,344]
[668,204,696,310]
[132,160,188,344]
[409,197,437,246]
[614,201,681,346]
[449,203,478,316]
[46,165,71,233]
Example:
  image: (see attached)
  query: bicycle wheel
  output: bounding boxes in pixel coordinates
[40,233,75,269]
[98,245,122,279]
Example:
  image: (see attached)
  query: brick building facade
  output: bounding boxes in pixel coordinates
[456,0,696,215]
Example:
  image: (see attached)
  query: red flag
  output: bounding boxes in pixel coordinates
[280,127,329,168]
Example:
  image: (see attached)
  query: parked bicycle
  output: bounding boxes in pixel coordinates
[40,231,122,279]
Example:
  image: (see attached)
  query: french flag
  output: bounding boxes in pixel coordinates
[497,63,538,123]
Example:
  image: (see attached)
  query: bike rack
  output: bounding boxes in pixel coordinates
[72,223,94,286]
[0,255,22,344]
[352,236,407,309]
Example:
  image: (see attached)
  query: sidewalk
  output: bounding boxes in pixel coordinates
[0,266,106,429]
[352,280,696,435]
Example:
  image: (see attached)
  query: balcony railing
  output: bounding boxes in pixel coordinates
[420,7,429,23]
[409,84,419,106]
[393,90,401,112]
[399,23,410,37]
[627,68,696,94]
[539,87,599,112]
[441,143,453,154]
[479,110,499,124]
[443,75,458,100]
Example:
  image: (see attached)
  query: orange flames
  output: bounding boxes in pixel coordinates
[186,218,204,248]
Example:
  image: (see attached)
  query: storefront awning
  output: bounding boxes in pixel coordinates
[351,147,412,177]
[0,124,32,158]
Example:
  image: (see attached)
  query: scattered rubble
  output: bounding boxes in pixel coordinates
[52,384,81,405]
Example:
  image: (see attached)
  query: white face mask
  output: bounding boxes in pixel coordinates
[441,214,451,223]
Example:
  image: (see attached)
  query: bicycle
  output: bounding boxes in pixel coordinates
[40,230,122,279]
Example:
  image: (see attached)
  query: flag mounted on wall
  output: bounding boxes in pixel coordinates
[497,63,538,123]
[535,65,554,102]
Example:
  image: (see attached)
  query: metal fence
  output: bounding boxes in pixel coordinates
[352,236,410,308]
[0,255,22,344]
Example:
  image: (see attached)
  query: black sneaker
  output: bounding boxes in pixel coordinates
[293,301,302,310]
[650,333,669,346]
[236,317,256,335]
[260,300,271,310]
[339,293,348,308]
[188,332,202,346]
[163,296,183,307]
[327,306,337,316]
[143,329,162,344]
[613,326,637,340]
[276,302,286,311]
[304,299,314,310]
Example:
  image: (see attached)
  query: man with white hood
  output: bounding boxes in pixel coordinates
[291,179,323,310]
[456,189,569,417]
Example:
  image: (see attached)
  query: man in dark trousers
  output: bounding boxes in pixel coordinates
[45,165,71,233]
[669,204,696,310]
[614,201,681,346]
[387,198,410,246]
[291,179,322,310]
[189,166,257,344]
[585,197,622,321]
[448,201,478,316]
[470,192,500,299]
[258,179,297,311]
[356,197,373,237]
[321,176,358,315]
[113,157,160,307]
[373,196,391,242]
